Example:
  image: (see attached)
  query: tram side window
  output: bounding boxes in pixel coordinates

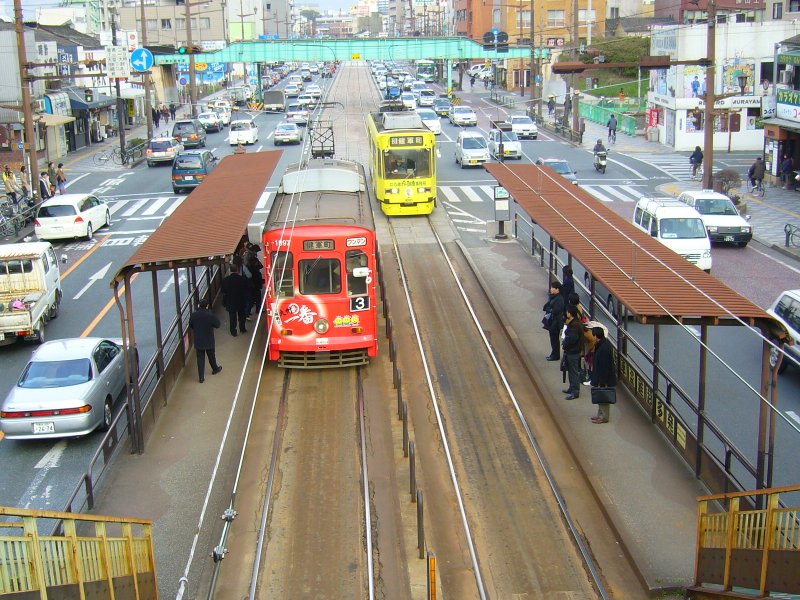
[299,258,341,295]
[271,251,294,297]
[346,250,368,296]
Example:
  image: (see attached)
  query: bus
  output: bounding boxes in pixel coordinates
[366,111,437,216]
[416,59,437,83]
[262,159,379,368]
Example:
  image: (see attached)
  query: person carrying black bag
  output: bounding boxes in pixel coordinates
[543,281,565,361]
[561,307,584,399]
[590,326,616,424]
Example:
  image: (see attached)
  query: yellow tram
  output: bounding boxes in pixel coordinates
[366,111,437,216]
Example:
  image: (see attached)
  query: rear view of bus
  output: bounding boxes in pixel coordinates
[262,159,379,368]
[367,111,437,216]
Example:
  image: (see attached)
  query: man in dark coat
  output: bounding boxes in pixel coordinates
[188,298,222,383]
[543,281,565,361]
[590,326,617,424]
[561,307,584,399]
[221,264,249,336]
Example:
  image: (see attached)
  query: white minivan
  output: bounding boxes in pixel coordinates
[632,197,712,272]
[677,190,752,247]
[767,289,800,374]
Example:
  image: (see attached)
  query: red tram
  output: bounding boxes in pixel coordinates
[262,159,379,368]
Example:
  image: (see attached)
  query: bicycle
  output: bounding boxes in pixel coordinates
[607,128,617,144]
[750,179,765,197]
[0,200,22,237]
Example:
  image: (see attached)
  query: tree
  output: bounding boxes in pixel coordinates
[300,10,320,36]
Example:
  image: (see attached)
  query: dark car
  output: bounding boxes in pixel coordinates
[171,119,207,148]
[433,98,452,117]
[171,149,218,193]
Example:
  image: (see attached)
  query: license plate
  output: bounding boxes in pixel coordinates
[184,176,193,180]
[33,422,55,434]
[724,235,734,242]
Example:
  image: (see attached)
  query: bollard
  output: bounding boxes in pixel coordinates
[417,490,425,558]
[386,316,392,345]
[427,552,437,600]
[390,338,396,364]
[396,374,403,419]
[409,440,417,499]
[402,400,409,456]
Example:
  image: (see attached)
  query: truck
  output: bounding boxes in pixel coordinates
[0,242,62,346]
[262,90,286,112]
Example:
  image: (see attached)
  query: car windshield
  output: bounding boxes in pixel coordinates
[38,204,77,218]
[401,94,414,100]
[199,113,215,119]
[659,218,708,239]
[276,125,296,133]
[696,198,738,215]
[420,90,436,97]
[173,123,194,133]
[417,110,436,119]
[19,358,92,388]
[501,132,519,141]
[462,137,486,149]
[546,161,571,174]
[512,116,534,124]
[148,141,173,150]
[175,155,203,169]
[287,105,304,112]
[231,122,252,131]
[382,149,432,179]
[455,107,473,115]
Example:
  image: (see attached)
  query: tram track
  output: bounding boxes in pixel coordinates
[382,210,637,598]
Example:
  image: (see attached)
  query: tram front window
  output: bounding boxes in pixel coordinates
[271,251,294,297]
[300,258,342,295]
[383,149,431,179]
[346,250,368,296]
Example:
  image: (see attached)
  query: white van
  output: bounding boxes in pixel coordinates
[677,190,752,247]
[767,289,800,374]
[0,242,62,345]
[632,197,712,272]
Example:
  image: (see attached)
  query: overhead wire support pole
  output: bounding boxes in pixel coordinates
[702,0,717,190]
[185,0,198,117]
[139,0,153,139]
[14,0,39,190]
[111,14,127,158]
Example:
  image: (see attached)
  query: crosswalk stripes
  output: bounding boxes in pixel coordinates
[439,183,645,204]
[628,152,724,182]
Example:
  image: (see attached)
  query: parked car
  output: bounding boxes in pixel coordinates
[416,108,442,135]
[535,158,578,184]
[273,122,303,145]
[677,190,752,247]
[286,103,310,125]
[171,149,218,193]
[228,119,259,145]
[197,111,223,132]
[488,127,522,160]
[34,194,111,241]
[172,119,207,148]
[767,289,800,374]
[448,105,478,126]
[146,136,184,167]
[0,338,128,439]
[455,130,490,168]
[509,115,538,139]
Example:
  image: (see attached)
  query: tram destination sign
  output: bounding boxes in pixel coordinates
[389,135,424,146]
[304,239,335,251]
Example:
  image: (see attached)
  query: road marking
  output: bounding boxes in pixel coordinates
[787,411,800,426]
[463,186,485,203]
[121,198,149,217]
[64,173,90,190]
[73,262,112,300]
[747,245,800,275]
[60,234,111,280]
[81,273,138,337]
[18,440,67,508]
[141,197,173,215]
[160,271,187,293]
[439,186,461,204]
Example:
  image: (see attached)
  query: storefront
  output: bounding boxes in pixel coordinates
[761,89,800,181]
[42,92,75,162]
[65,87,116,151]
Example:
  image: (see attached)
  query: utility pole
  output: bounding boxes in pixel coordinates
[702,0,717,190]
[139,0,153,138]
[14,0,39,187]
[528,0,540,119]
[572,0,580,136]
[185,0,198,116]
[111,14,127,157]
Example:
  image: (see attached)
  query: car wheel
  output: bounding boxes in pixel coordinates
[105,211,111,227]
[147,161,154,167]
[274,140,280,146]
[85,224,93,241]
[49,290,61,320]
[34,322,45,344]
[173,186,180,193]
[98,397,113,432]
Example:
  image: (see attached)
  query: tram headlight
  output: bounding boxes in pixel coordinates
[417,187,430,193]
[405,188,413,197]
[389,188,399,194]
[314,319,330,334]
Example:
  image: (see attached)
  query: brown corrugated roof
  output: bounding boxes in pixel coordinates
[485,163,785,336]
[114,151,282,281]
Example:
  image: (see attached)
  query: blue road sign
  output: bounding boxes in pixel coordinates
[130,48,154,72]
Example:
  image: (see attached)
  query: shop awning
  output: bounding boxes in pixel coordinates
[778,50,800,65]
[762,117,800,133]
[65,87,116,110]
[37,113,76,127]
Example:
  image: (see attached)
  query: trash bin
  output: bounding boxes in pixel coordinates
[646,127,659,142]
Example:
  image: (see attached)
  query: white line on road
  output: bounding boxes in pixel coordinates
[748,245,800,275]
[787,411,800,426]
[20,440,68,509]
[121,198,149,217]
[73,262,112,300]
[463,187,485,203]
[142,197,172,216]
[64,173,90,190]
[439,186,461,204]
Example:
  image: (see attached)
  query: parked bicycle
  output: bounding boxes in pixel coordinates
[0,198,23,237]
[93,144,145,167]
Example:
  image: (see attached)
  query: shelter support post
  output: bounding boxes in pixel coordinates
[173,267,187,365]
[696,326,708,478]
[756,338,771,495]
[652,325,660,423]
[767,345,780,491]
[150,271,165,380]
[126,273,143,454]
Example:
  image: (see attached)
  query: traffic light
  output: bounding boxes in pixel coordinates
[84,88,94,103]
[496,31,509,53]
[482,31,494,51]
[178,45,202,55]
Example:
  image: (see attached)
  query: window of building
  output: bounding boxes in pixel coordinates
[789,0,799,11]
[200,17,211,29]
[578,9,596,21]
[774,2,784,17]
[176,18,186,29]
[610,6,620,18]
[520,9,531,28]
[266,3,271,9]
[547,10,565,26]
[146,18,157,31]
[493,8,501,25]
[161,18,172,29]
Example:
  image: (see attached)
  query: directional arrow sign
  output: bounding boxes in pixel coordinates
[73,262,112,300]
[130,47,154,72]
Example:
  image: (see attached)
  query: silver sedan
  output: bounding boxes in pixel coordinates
[0,338,128,440]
